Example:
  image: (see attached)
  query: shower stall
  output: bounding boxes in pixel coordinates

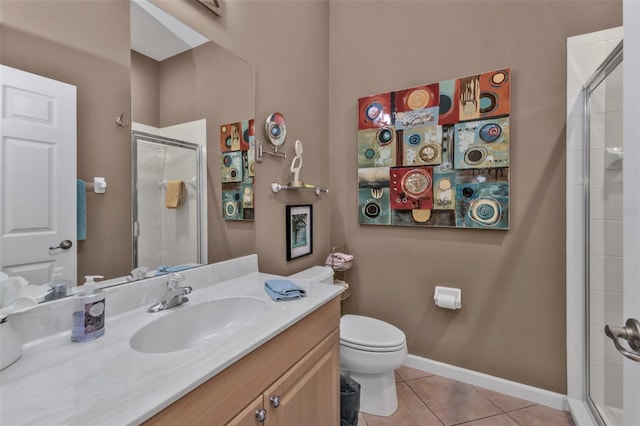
[566,25,640,426]
[132,130,206,272]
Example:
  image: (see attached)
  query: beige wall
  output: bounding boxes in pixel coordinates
[0,0,132,283]
[156,42,256,262]
[329,1,621,393]
[131,51,160,127]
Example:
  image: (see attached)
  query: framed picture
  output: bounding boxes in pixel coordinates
[286,204,313,261]
[198,0,222,16]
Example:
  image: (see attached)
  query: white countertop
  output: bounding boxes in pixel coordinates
[0,261,342,425]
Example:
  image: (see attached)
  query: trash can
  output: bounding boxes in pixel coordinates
[340,374,361,426]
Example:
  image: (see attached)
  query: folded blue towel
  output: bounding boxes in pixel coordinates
[77,179,86,241]
[155,264,195,276]
[264,279,306,302]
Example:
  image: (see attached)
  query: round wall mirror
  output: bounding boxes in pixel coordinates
[265,112,287,147]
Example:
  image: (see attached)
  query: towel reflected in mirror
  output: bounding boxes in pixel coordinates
[165,180,187,209]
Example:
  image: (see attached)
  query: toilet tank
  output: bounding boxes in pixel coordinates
[288,266,334,283]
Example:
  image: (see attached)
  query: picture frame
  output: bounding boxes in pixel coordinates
[286,204,313,261]
[198,0,222,16]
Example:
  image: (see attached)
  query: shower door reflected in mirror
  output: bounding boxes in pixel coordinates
[133,129,206,274]
[586,44,624,426]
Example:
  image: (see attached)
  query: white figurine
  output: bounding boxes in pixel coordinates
[290,139,304,186]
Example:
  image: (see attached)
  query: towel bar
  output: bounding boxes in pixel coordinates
[159,178,197,190]
[83,177,107,193]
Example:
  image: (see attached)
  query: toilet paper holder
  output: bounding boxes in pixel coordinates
[434,286,462,310]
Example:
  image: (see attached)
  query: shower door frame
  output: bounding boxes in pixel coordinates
[582,40,623,426]
[132,131,207,270]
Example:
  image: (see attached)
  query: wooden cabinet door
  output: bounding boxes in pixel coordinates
[264,330,340,426]
[226,395,264,426]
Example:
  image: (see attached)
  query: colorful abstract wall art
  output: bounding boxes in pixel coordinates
[357,68,510,230]
[220,119,255,221]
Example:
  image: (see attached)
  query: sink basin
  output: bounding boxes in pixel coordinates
[130,296,268,354]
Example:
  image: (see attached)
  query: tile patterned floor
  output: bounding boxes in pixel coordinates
[357,366,575,426]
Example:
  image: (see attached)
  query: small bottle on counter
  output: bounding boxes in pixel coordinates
[45,267,73,301]
[71,275,105,343]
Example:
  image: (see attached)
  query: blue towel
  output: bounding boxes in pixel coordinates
[264,279,306,302]
[77,179,86,241]
[154,264,195,276]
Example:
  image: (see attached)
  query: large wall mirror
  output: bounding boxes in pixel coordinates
[0,0,256,296]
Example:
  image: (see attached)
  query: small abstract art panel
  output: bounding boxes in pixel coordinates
[220,119,254,221]
[357,68,510,230]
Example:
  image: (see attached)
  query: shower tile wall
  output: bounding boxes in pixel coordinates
[138,142,165,269]
[162,146,198,265]
[566,26,622,407]
[137,142,198,269]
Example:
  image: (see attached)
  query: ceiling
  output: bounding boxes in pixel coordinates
[130,0,209,62]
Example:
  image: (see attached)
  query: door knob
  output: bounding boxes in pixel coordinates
[605,318,640,362]
[49,240,73,250]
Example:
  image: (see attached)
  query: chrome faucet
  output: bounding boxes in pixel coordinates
[147,273,192,313]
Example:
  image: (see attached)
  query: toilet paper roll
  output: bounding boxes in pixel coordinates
[435,294,457,310]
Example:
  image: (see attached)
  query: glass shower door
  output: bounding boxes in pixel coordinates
[132,131,204,272]
[586,42,640,426]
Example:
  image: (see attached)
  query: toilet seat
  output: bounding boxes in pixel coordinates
[340,314,406,353]
[340,339,406,353]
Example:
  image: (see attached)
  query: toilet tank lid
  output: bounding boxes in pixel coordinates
[340,314,406,348]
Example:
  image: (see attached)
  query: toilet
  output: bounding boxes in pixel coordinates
[288,266,408,417]
[339,314,407,416]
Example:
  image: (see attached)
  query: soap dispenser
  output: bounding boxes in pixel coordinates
[71,275,105,342]
[45,267,72,301]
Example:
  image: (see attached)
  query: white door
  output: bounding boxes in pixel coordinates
[621,2,640,424]
[0,65,77,286]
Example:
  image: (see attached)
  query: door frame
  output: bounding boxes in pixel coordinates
[622,1,640,423]
[582,40,623,426]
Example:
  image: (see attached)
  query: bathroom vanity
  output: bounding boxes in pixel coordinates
[0,256,343,425]
[146,298,339,425]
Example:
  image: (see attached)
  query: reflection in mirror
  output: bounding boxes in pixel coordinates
[130,0,211,279]
[132,129,207,276]
[220,119,255,221]
[129,0,257,282]
[0,0,256,301]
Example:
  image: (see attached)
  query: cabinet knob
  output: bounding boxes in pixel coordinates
[269,396,281,408]
[255,409,267,422]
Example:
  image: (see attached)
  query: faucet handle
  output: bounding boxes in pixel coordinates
[167,272,186,289]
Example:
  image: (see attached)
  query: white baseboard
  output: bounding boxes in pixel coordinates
[404,354,569,412]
